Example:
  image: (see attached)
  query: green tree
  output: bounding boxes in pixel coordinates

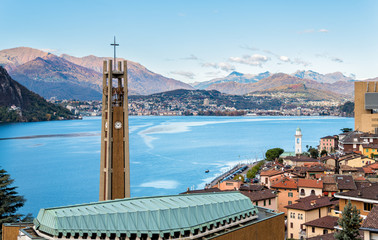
[0,168,32,238]
[340,128,353,133]
[308,147,319,159]
[320,149,328,157]
[246,161,265,180]
[265,148,284,161]
[233,174,245,182]
[335,200,362,240]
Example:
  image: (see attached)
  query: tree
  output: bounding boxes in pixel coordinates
[308,147,319,159]
[335,200,362,240]
[340,128,353,133]
[265,148,284,161]
[320,149,328,157]
[0,168,32,238]
[233,174,245,182]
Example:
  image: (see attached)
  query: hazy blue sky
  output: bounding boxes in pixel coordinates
[2,0,377,82]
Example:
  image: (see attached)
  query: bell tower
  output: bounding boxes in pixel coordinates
[99,50,130,200]
[295,127,302,155]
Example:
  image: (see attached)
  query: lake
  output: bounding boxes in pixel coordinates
[0,116,353,216]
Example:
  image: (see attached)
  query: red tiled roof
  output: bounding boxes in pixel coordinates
[260,169,284,177]
[354,176,366,181]
[271,177,298,189]
[298,179,323,189]
[363,167,374,174]
[285,196,334,211]
[361,205,378,230]
[303,216,338,229]
[368,162,378,170]
[240,189,277,201]
[321,136,335,139]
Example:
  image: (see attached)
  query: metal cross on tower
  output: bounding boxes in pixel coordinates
[110,36,119,70]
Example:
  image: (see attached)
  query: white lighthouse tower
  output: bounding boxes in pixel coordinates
[295,127,302,155]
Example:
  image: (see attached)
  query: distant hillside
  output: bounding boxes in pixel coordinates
[192,71,270,89]
[9,54,103,100]
[248,83,349,101]
[60,54,194,95]
[0,66,75,122]
[0,47,193,100]
[292,70,354,83]
[206,73,355,96]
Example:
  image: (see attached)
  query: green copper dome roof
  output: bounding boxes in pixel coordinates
[33,192,258,238]
[296,127,301,131]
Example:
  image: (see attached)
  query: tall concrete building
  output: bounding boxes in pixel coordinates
[295,127,302,155]
[355,81,378,133]
[99,60,131,201]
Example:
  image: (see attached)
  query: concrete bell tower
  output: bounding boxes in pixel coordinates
[99,55,130,200]
[295,127,302,155]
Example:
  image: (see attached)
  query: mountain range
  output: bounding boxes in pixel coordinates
[0,47,193,100]
[0,47,368,101]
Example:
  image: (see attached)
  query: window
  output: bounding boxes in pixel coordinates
[323,230,328,234]
[290,223,293,228]
[265,178,268,184]
[364,203,373,211]
[293,213,295,218]
[312,227,315,233]
[255,201,258,206]
[269,199,271,205]
[288,192,293,197]
[291,234,293,238]
[311,190,315,195]
[288,201,292,205]
[300,189,305,196]
[290,213,292,218]
[366,149,369,153]
[264,200,266,206]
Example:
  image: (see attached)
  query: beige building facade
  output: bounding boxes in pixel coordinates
[355,81,378,133]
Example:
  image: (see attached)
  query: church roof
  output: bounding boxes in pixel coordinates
[34,192,258,238]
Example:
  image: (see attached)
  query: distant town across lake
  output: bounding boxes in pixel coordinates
[0,116,353,216]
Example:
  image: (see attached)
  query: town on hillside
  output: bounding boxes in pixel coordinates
[181,83,378,240]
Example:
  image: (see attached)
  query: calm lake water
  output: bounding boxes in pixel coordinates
[0,116,353,216]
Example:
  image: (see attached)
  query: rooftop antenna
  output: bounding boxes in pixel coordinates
[110,36,119,70]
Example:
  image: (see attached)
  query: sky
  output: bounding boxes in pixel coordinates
[1,0,378,83]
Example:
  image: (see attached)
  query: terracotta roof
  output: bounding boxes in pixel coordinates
[240,189,277,202]
[335,175,357,190]
[320,156,336,161]
[306,232,335,240]
[271,177,298,189]
[323,183,338,192]
[321,175,336,184]
[363,167,374,174]
[260,169,284,177]
[239,184,267,192]
[298,179,323,189]
[354,176,366,181]
[321,136,336,139]
[338,152,367,161]
[355,182,374,190]
[367,162,378,170]
[283,156,319,162]
[361,205,378,230]
[335,184,378,201]
[285,196,334,211]
[303,216,338,229]
[307,165,330,172]
[340,165,358,171]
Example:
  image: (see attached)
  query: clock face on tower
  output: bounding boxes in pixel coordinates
[114,121,122,129]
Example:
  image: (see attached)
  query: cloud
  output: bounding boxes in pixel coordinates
[39,48,58,53]
[300,29,329,34]
[170,71,195,79]
[293,58,310,66]
[201,62,235,71]
[229,54,270,67]
[140,180,179,189]
[181,54,198,60]
[331,57,343,63]
[279,56,290,62]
